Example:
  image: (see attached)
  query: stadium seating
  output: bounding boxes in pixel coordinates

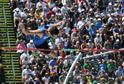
[0,0,21,83]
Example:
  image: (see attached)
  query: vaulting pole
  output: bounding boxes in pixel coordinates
[63,52,82,84]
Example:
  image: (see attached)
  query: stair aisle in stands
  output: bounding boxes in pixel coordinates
[0,0,22,83]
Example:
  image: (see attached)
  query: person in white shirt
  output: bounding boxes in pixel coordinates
[64,24,71,35]
[94,33,102,46]
[55,36,64,46]
[77,20,85,29]
[27,40,36,54]
[36,1,47,10]
[32,67,39,77]
[42,73,50,84]
[13,8,21,27]
[20,9,28,19]
[21,57,30,66]
[22,66,32,83]
[20,51,30,65]
[27,40,36,49]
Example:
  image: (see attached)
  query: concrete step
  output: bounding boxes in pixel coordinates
[4,67,20,70]
[0,21,13,23]
[5,70,21,73]
[0,41,16,43]
[6,81,22,84]
[1,23,13,26]
[2,35,15,38]
[0,44,16,46]
[0,10,10,14]
[0,8,10,11]
[5,78,22,81]
[2,55,18,58]
[2,62,11,65]
[0,17,12,21]
[2,51,17,54]
[0,0,9,3]
[0,32,15,35]
[0,36,15,39]
[0,31,15,33]
[0,25,13,28]
[2,59,19,62]
[1,28,14,31]
[5,73,21,76]
[0,3,9,8]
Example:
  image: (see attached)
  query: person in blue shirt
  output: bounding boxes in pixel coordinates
[22,19,64,53]
[120,6,124,14]
[88,23,97,39]
[106,2,114,13]
[95,18,102,30]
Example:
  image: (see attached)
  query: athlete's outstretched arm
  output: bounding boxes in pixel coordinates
[29,29,42,34]
[52,21,64,27]
[22,21,64,35]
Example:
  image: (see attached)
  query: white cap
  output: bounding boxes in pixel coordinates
[34,66,37,69]
[52,7,58,12]
[95,14,100,17]
[108,2,112,6]
[82,8,85,11]
[101,13,105,17]
[114,3,118,7]
[15,8,20,11]
[91,23,94,26]
[107,14,111,17]
[111,13,114,16]
[38,3,42,7]
[13,8,20,12]
[116,39,119,42]
[89,8,93,11]
[96,33,100,36]
[77,21,85,29]
[58,56,62,59]
[122,17,124,21]
[98,18,101,21]
[90,17,93,20]
[30,40,33,43]
[56,13,62,16]
[51,14,55,17]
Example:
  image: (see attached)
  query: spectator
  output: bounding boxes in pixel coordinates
[27,40,36,52]
[13,8,21,28]
[115,66,124,78]
[16,39,26,56]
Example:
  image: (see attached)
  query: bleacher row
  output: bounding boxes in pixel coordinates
[0,0,21,83]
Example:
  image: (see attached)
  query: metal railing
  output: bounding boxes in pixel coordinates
[2,1,16,83]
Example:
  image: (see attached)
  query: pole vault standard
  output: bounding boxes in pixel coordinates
[63,50,117,84]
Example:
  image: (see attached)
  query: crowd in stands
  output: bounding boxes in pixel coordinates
[9,0,124,84]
